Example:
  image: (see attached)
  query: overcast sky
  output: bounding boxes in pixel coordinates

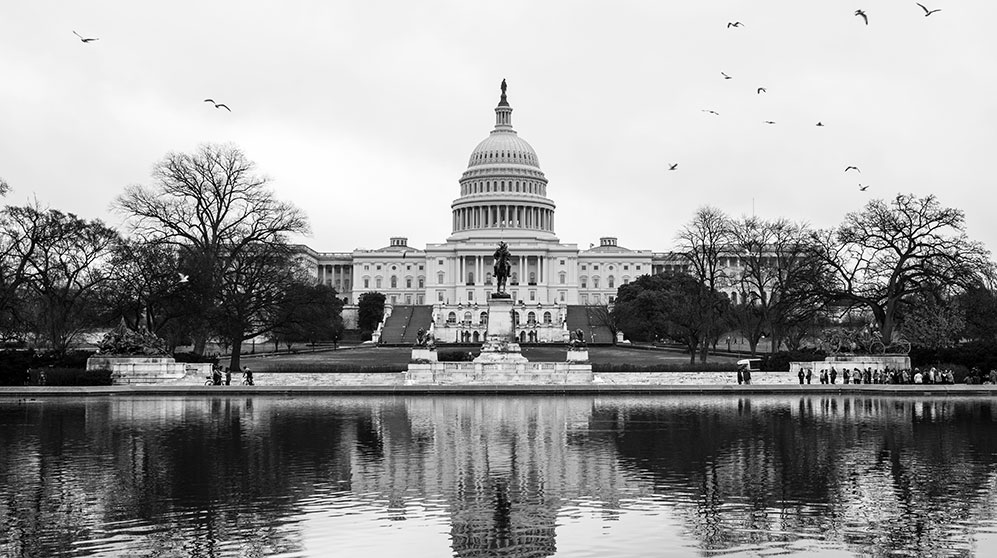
[3,1,995,254]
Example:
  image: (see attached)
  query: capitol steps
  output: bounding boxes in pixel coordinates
[565,306,614,345]
[379,306,433,345]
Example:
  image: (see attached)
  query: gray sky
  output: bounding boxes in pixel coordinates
[3,1,995,254]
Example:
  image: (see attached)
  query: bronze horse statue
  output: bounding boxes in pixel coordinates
[493,241,512,295]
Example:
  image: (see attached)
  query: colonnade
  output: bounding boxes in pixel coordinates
[455,254,547,285]
[452,205,553,233]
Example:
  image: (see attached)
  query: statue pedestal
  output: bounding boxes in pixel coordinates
[566,349,589,362]
[411,347,438,362]
[474,296,528,363]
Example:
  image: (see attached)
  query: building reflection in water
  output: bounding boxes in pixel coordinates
[0,395,995,557]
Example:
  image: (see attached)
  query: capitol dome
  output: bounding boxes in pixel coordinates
[449,81,557,242]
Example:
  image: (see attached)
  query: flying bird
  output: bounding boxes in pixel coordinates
[668,163,678,171]
[757,87,766,94]
[859,184,870,191]
[727,21,744,28]
[916,3,941,16]
[204,99,231,111]
[177,273,189,284]
[763,120,776,125]
[702,109,720,115]
[845,166,861,173]
[855,10,868,25]
[73,31,98,43]
[721,72,733,80]
[816,122,824,127]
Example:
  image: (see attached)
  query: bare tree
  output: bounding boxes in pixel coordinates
[676,206,732,361]
[812,194,994,345]
[113,143,310,363]
[727,216,827,353]
[0,201,46,335]
[16,207,118,353]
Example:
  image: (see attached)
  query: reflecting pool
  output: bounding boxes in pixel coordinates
[1,395,996,557]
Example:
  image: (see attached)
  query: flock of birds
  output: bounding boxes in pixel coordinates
[72,4,947,196]
[72,30,233,113]
[667,3,945,193]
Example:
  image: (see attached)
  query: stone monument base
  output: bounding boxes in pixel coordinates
[790,354,912,376]
[87,356,209,385]
[411,347,438,362]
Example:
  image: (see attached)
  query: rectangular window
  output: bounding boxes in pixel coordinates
[581,265,587,270]
[559,259,565,265]
[438,259,443,265]
[636,265,642,271]
[438,291,444,302]
[376,265,381,271]
[529,291,536,301]
[467,290,474,301]
[363,278,370,288]
[419,265,424,271]
[623,265,629,271]
[364,265,369,271]
[406,265,411,271]
[405,295,412,304]
[593,265,599,270]
[559,291,566,302]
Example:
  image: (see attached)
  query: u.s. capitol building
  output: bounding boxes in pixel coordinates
[297,83,690,343]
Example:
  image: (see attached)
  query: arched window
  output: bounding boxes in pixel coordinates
[527,311,536,325]
[543,311,552,324]
[375,277,382,288]
[467,272,474,285]
[580,276,587,288]
[406,277,412,288]
[480,311,488,324]
[390,276,397,288]
[463,312,472,324]
[529,272,536,284]
[437,272,445,284]
[472,331,480,343]
[519,331,527,343]
[447,312,457,324]
[513,312,520,325]
[418,277,424,288]
[511,272,518,285]
[559,272,566,284]
[608,276,615,288]
[593,276,600,288]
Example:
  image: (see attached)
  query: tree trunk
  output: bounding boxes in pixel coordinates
[228,334,243,373]
[193,334,208,356]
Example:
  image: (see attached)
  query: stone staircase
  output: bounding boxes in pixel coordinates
[565,306,614,345]
[379,305,434,345]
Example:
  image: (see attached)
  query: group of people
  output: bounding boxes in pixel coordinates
[797,366,997,385]
[210,363,254,386]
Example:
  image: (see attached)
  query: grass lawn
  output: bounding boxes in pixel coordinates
[242,345,739,372]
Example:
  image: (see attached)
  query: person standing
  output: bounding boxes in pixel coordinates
[225,366,231,386]
[798,368,806,385]
[806,368,813,384]
[843,369,851,385]
[830,367,837,385]
[742,366,752,386]
[242,365,254,386]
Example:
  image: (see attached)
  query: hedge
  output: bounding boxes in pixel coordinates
[27,367,113,386]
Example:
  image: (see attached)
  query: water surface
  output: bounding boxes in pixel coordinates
[1,395,995,557]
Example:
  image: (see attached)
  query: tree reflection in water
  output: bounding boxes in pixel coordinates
[0,395,994,557]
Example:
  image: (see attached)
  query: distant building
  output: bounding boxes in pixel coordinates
[297,83,741,340]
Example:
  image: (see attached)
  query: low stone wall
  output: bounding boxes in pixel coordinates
[406,362,593,385]
[790,355,912,376]
[87,356,212,385]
